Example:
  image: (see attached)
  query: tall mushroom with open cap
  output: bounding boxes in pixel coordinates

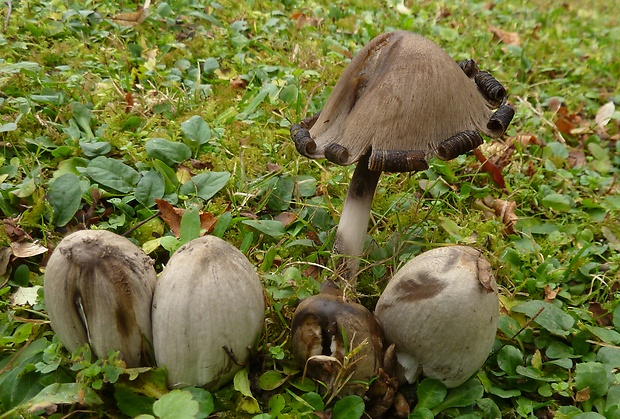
[291,30,514,282]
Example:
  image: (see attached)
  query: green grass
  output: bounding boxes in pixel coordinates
[1,0,619,417]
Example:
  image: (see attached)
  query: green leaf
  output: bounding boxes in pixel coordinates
[332,395,365,419]
[541,193,574,212]
[180,115,211,146]
[184,387,214,419]
[179,206,201,244]
[27,383,103,411]
[278,84,298,105]
[243,219,285,238]
[587,325,620,345]
[267,175,295,211]
[416,378,447,410]
[301,392,323,411]
[597,347,620,368]
[258,370,288,391]
[48,173,82,227]
[179,172,230,201]
[72,102,94,138]
[153,390,199,419]
[511,300,575,336]
[135,171,165,208]
[497,345,523,376]
[115,384,155,417]
[146,138,192,166]
[574,362,610,400]
[79,139,111,157]
[87,156,140,193]
[434,378,484,413]
[0,122,17,132]
[409,407,434,419]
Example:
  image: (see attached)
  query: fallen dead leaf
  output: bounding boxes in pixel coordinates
[155,199,217,237]
[567,149,586,168]
[11,286,42,306]
[267,162,283,173]
[575,387,590,403]
[0,247,11,276]
[230,76,247,89]
[112,0,150,26]
[589,302,613,326]
[10,241,48,258]
[595,101,615,130]
[489,26,521,46]
[275,212,297,227]
[482,197,518,234]
[544,285,560,302]
[2,219,33,242]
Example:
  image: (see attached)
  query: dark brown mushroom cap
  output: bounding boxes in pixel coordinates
[292,30,515,172]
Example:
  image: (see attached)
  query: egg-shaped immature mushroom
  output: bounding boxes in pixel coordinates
[43,229,157,367]
[291,281,385,395]
[151,235,265,390]
[374,246,499,388]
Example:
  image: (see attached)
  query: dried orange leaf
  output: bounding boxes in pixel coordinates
[156,199,183,237]
[489,26,521,46]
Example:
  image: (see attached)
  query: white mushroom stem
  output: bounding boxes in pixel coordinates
[333,152,381,285]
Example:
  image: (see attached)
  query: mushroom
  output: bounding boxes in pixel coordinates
[374,246,499,388]
[43,230,156,367]
[151,235,265,390]
[291,281,385,396]
[291,30,514,282]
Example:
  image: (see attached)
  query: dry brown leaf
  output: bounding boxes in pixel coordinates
[555,117,575,135]
[125,91,134,113]
[588,302,613,326]
[567,149,586,168]
[112,0,150,27]
[544,285,560,302]
[546,97,562,114]
[10,242,48,258]
[156,199,183,237]
[575,387,590,402]
[267,162,283,173]
[489,26,521,46]
[0,247,11,276]
[155,199,216,237]
[275,212,296,227]
[482,197,518,234]
[199,212,217,234]
[112,8,149,26]
[230,76,247,89]
[2,219,33,242]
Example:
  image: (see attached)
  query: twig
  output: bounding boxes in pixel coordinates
[492,306,545,355]
[122,211,161,237]
[3,0,12,32]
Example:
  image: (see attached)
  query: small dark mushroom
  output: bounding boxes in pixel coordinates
[291,31,514,282]
[291,281,385,396]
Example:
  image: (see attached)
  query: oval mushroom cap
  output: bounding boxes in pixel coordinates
[374,246,499,388]
[44,230,157,367]
[151,235,265,390]
[294,31,514,172]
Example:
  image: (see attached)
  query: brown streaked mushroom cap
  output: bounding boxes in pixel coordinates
[292,30,514,172]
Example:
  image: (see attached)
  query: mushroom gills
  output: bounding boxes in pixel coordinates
[368,149,429,173]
